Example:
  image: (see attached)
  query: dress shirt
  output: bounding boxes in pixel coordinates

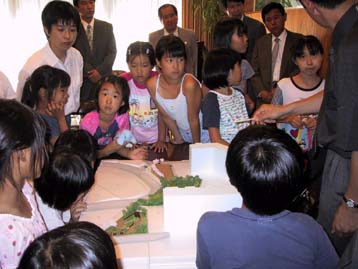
[16,43,83,115]
[272,29,287,82]
[164,27,179,37]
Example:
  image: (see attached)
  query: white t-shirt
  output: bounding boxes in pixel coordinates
[0,70,16,99]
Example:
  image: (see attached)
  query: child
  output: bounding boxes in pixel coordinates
[34,148,94,231]
[18,221,118,269]
[0,99,47,268]
[213,17,255,112]
[121,41,159,146]
[196,125,339,269]
[80,75,147,160]
[21,65,70,145]
[147,35,209,152]
[271,35,324,152]
[201,48,249,145]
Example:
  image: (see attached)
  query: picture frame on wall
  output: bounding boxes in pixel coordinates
[254,0,302,11]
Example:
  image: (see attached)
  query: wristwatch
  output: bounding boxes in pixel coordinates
[343,195,358,208]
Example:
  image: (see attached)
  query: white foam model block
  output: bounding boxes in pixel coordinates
[163,181,242,238]
[189,143,229,181]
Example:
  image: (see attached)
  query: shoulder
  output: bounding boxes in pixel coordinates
[80,111,99,135]
[277,77,292,88]
[183,74,201,93]
[287,30,304,40]
[68,47,83,59]
[120,72,132,81]
[244,16,264,27]
[178,27,196,38]
[202,92,218,107]
[146,74,159,94]
[95,18,112,27]
[149,29,163,37]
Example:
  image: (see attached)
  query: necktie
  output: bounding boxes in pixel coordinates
[272,37,280,74]
[86,24,93,51]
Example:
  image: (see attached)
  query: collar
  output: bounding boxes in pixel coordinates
[272,29,287,42]
[332,4,358,50]
[44,42,66,65]
[164,27,179,36]
[81,18,94,29]
[231,207,291,222]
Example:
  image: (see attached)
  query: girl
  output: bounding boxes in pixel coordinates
[213,17,255,113]
[147,35,209,152]
[121,41,159,146]
[80,75,147,160]
[21,65,70,145]
[35,148,94,230]
[271,35,324,152]
[0,99,47,268]
[202,48,250,146]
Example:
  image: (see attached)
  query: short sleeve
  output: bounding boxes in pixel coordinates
[80,111,99,136]
[202,92,220,129]
[271,87,283,105]
[241,60,255,80]
[114,112,130,135]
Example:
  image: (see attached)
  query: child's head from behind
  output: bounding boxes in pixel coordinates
[203,48,242,90]
[126,41,155,86]
[34,148,94,211]
[155,35,186,76]
[226,125,304,215]
[0,100,47,187]
[293,35,323,76]
[18,221,118,269]
[21,65,70,109]
[95,75,130,116]
[54,129,97,168]
[213,17,248,54]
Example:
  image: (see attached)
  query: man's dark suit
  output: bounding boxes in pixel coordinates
[149,27,197,75]
[73,19,117,101]
[242,15,266,61]
[250,30,303,102]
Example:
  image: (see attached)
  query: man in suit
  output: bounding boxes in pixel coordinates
[73,0,117,101]
[250,2,303,105]
[149,4,197,75]
[221,0,266,61]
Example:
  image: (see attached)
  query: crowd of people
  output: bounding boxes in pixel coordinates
[0,0,357,268]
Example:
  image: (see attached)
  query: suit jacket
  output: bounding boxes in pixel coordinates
[149,27,198,75]
[250,30,303,100]
[243,15,266,61]
[73,19,117,101]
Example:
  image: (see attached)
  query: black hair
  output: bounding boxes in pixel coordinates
[158,4,178,19]
[261,2,285,21]
[35,149,94,211]
[73,0,96,7]
[126,41,156,66]
[42,0,81,34]
[221,0,245,9]
[21,65,71,108]
[299,0,346,9]
[0,100,47,189]
[95,75,130,115]
[226,125,305,216]
[203,48,242,90]
[54,129,97,165]
[213,17,248,49]
[18,221,118,269]
[293,35,324,59]
[155,35,187,61]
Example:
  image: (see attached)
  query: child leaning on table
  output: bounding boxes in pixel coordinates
[196,125,339,269]
[34,148,94,231]
[201,48,250,146]
[80,75,147,160]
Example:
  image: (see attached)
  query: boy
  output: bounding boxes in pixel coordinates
[196,125,338,269]
[16,0,83,117]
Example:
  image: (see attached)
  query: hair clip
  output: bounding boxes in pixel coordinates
[127,48,131,55]
[146,48,150,54]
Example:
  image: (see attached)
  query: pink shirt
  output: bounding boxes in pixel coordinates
[0,181,47,269]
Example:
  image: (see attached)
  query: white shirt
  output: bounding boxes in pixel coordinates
[0,70,16,99]
[272,29,287,82]
[164,27,179,37]
[16,43,83,115]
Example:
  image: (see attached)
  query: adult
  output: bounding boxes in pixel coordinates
[149,3,197,75]
[73,0,117,102]
[250,2,303,105]
[221,0,266,61]
[253,0,358,256]
[16,1,83,117]
[0,70,16,99]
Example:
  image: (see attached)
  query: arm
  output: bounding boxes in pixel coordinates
[184,76,202,143]
[16,69,30,101]
[208,128,229,146]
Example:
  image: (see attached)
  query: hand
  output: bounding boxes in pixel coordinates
[331,202,358,236]
[259,90,274,103]
[302,116,317,130]
[46,101,65,120]
[70,194,88,222]
[151,141,168,153]
[128,147,148,160]
[253,104,285,124]
[285,115,304,128]
[88,69,102,84]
